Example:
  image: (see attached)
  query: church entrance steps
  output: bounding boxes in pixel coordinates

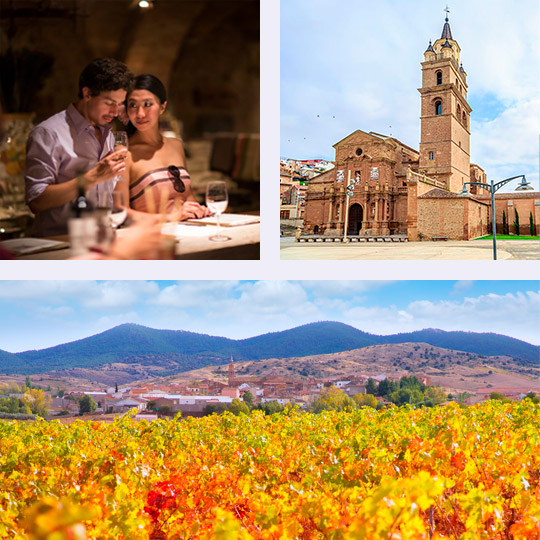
[297,235,408,243]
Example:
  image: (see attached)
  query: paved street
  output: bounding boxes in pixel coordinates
[280,237,540,260]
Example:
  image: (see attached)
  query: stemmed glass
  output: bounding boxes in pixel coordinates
[113,131,128,180]
[206,181,230,242]
[110,191,127,229]
[113,131,128,152]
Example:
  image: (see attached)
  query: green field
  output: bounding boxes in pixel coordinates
[474,235,539,241]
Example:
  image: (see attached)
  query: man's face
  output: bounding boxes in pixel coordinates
[82,88,127,127]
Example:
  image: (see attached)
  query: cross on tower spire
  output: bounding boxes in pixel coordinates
[444,5,450,21]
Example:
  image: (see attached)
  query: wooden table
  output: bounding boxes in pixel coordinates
[15,221,260,260]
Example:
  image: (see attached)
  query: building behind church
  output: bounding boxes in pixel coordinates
[298,14,538,241]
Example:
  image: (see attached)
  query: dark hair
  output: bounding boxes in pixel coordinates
[127,74,167,103]
[78,58,134,98]
[125,74,167,135]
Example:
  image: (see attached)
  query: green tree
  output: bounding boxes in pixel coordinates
[377,378,398,397]
[8,396,20,414]
[229,398,250,415]
[242,390,254,408]
[254,401,285,415]
[312,386,355,413]
[423,386,447,406]
[365,378,377,395]
[530,211,535,236]
[353,393,378,408]
[502,209,508,234]
[389,388,423,406]
[203,403,229,416]
[79,394,97,415]
[524,392,539,404]
[489,392,512,404]
[25,376,33,389]
[158,405,172,416]
[513,207,520,236]
[400,375,426,393]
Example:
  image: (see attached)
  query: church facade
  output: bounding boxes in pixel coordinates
[302,15,538,240]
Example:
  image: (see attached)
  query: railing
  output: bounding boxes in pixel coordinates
[406,169,446,189]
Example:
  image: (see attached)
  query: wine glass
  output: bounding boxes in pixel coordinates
[113,131,128,152]
[94,191,114,249]
[110,191,128,229]
[206,181,231,242]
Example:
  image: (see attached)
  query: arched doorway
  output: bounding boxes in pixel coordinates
[347,203,363,235]
[313,225,319,234]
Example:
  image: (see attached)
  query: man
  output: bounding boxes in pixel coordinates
[25,58,134,236]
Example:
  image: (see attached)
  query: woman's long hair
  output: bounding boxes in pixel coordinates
[125,74,167,136]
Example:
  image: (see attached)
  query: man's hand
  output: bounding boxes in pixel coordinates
[85,149,127,187]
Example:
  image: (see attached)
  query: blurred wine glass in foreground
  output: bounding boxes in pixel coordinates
[110,191,127,229]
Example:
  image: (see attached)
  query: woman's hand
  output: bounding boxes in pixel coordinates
[179,201,209,220]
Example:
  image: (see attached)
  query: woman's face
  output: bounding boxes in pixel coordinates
[126,89,166,132]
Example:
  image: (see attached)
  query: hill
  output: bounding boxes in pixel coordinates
[0,322,537,382]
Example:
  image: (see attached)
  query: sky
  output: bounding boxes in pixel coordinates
[280,0,540,192]
[0,280,538,353]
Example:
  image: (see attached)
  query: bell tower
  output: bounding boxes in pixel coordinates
[418,8,471,193]
[228,354,235,385]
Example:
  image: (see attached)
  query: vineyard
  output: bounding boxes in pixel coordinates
[0,401,539,539]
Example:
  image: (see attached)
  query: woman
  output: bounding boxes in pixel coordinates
[117,74,208,220]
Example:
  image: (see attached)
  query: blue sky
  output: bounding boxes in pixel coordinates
[280,0,540,192]
[0,280,538,352]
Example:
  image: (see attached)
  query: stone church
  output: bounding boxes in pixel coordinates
[302,15,537,240]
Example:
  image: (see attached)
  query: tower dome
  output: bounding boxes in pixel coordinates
[442,38,453,49]
[424,40,436,61]
[441,17,453,40]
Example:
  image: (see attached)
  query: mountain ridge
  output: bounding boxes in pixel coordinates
[0,321,538,377]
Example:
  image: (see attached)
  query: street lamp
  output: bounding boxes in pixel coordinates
[457,175,533,260]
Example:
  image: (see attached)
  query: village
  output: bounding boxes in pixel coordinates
[42,356,537,420]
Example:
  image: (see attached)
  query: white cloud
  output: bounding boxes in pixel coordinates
[152,281,240,309]
[82,281,159,310]
[0,281,96,302]
[337,291,540,345]
[452,281,475,295]
[301,280,394,298]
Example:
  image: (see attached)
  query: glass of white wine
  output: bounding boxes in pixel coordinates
[114,131,128,152]
[206,180,231,242]
[110,191,128,230]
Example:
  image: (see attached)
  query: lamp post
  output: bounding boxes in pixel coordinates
[343,170,353,242]
[458,175,533,260]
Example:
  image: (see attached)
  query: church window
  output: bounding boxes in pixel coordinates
[356,148,363,156]
[428,151,434,160]
[435,100,442,115]
[462,112,467,127]
[457,103,461,117]
[436,70,442,85]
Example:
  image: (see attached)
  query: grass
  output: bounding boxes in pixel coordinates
[474,234,539,241]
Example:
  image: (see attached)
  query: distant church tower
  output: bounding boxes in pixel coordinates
[419,8,471,193]
[228,354,235,385]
